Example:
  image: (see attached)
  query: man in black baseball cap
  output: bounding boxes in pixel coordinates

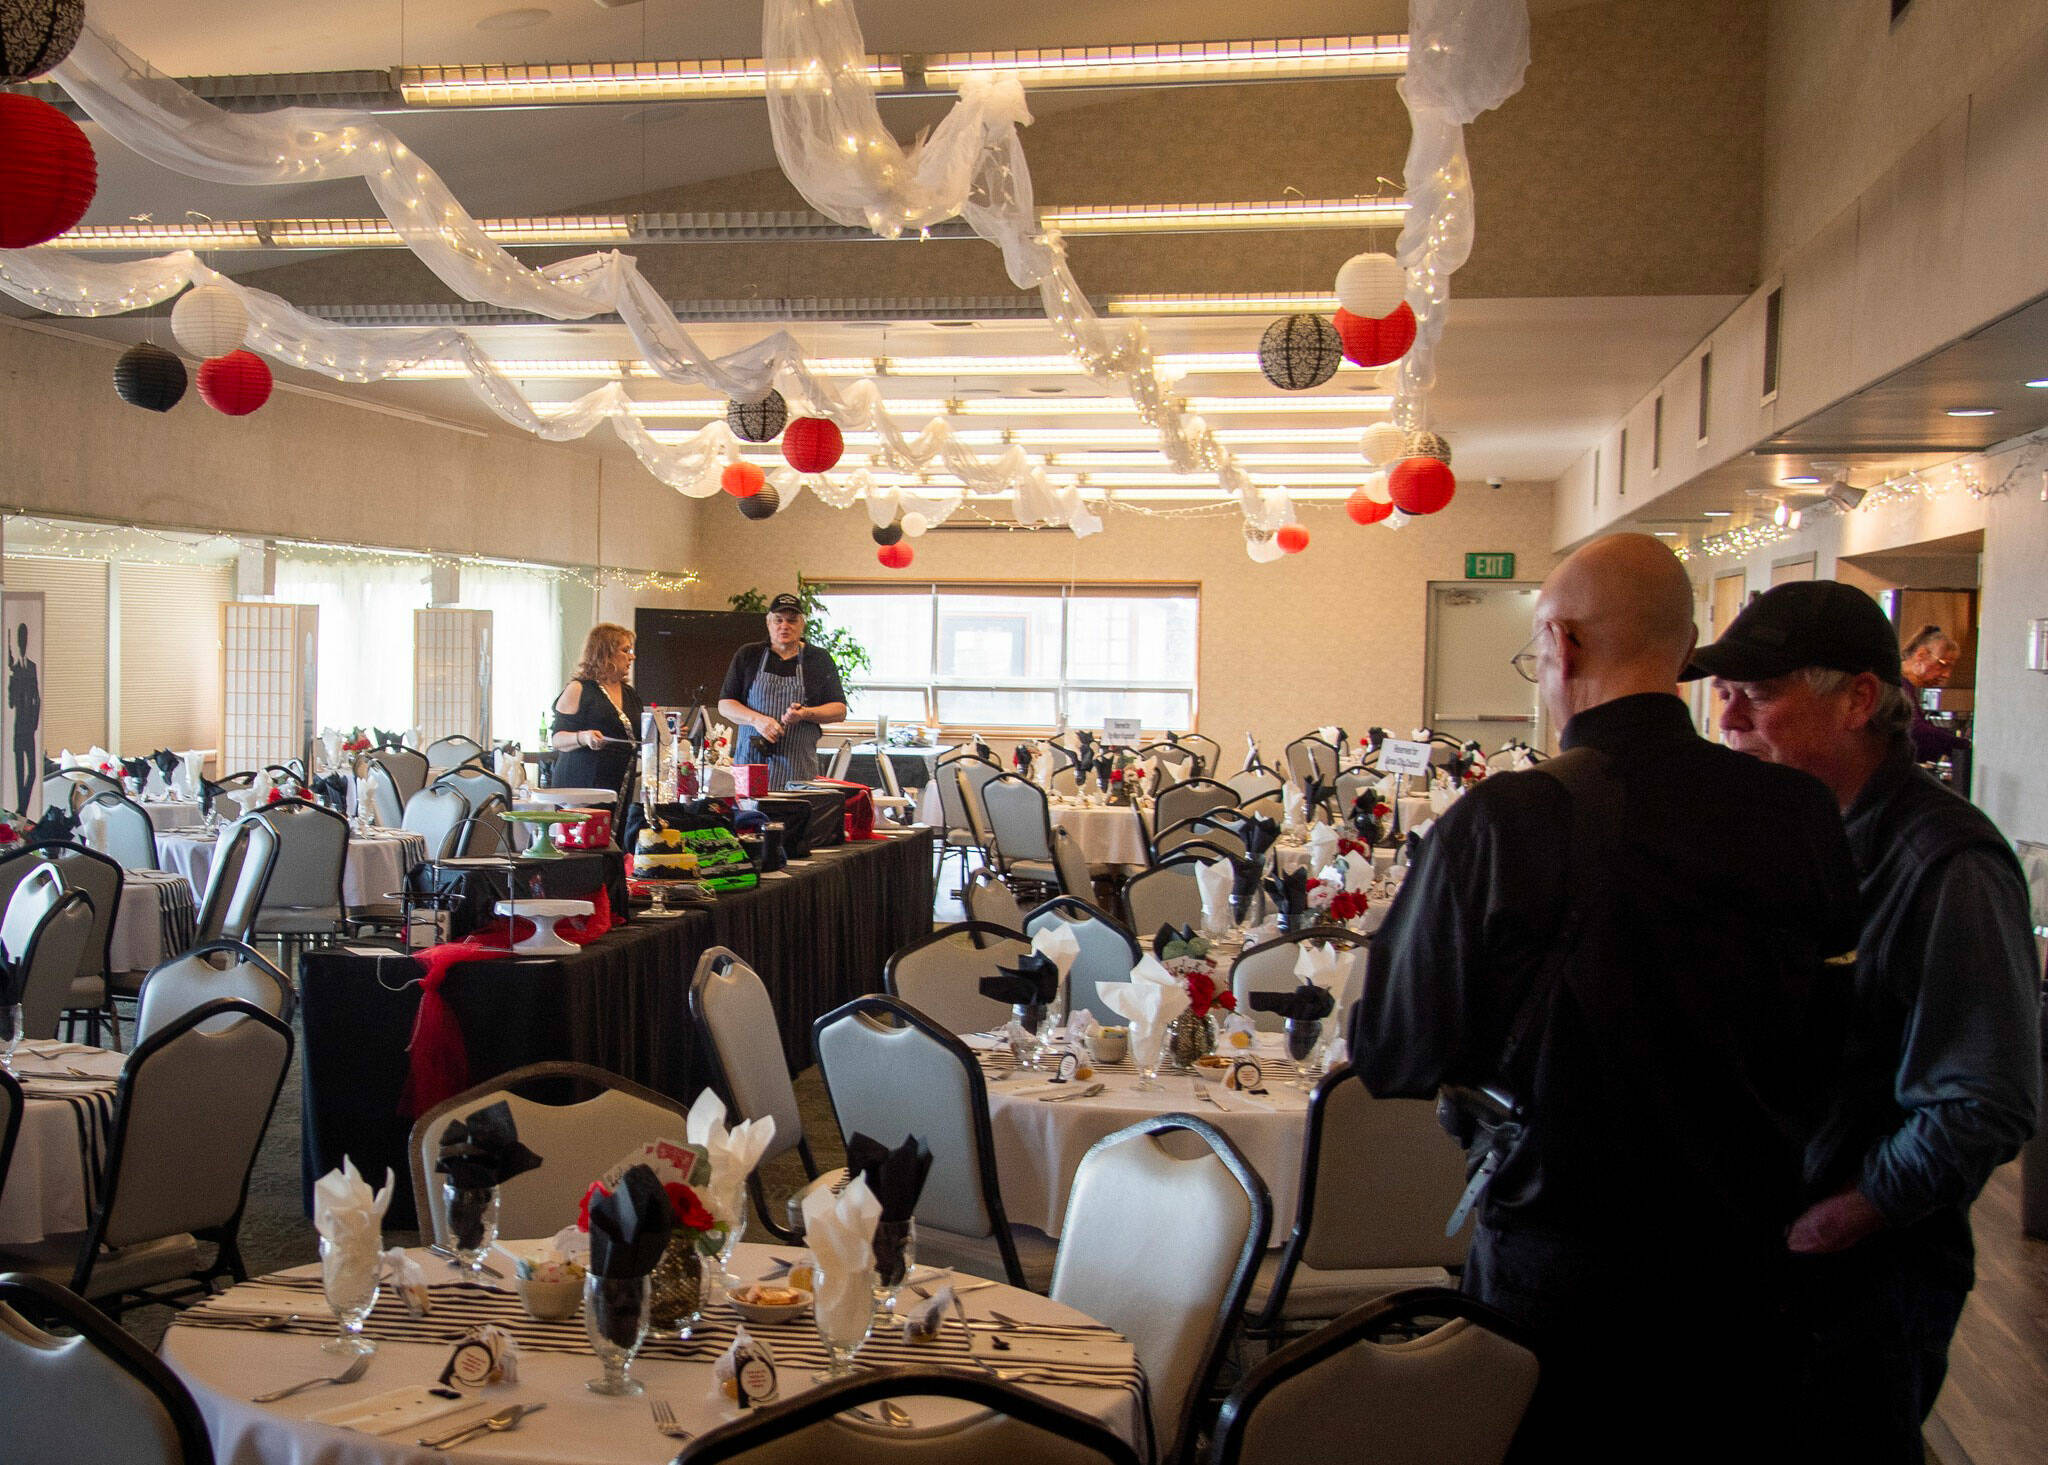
[717,590,848,788]
[1686,580,2039,1459]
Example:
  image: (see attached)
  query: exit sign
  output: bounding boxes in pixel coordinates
[1465,552,1516,580]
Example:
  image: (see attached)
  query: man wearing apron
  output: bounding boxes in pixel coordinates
[717,592,850,790]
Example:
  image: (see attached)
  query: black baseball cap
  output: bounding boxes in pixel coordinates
[1681,580,1902,684]
[766,593,805,616]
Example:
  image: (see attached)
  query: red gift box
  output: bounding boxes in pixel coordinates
[557,808,612,849]
[733,764,770,797]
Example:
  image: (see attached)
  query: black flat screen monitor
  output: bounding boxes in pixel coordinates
[633,609,762,712]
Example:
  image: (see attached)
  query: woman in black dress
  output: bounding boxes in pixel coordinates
[550,622,643,797]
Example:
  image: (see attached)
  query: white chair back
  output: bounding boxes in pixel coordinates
[425,735,485,773]
[826,740,854,780]
[134,942,295,1044]
[1226,768,1285,801]
[876,750,905,799]
[1121,863,1202,936]
[214,819,278,945]
[1284,737,1340,787]
[455,793,513,857]
[956,760,1002,844]
[1024,899,1139,1026]
[1230,933,1366,1033]
[883,923,1030,1036]
[982,775,1055,864]
[1051,1117,1268,1462]
[1051,826,1091,899]
[365,760,405,828]
[963,871,1026,931]
[13,890,95,1040]
[402,784,471,860]
[1154,778,1237,833]
[1299,1071,1470,1275]
[252,803,348,924]
[1,863,62,964]
[410,1063,689,1249]
[367,746,429,805]
[690,948,805,1167]
[79,793,159,871]
[40,844,122,985]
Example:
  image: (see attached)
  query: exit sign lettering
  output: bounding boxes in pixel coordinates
[1465,552,1516,580]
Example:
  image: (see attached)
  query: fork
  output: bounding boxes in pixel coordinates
[651,1398,693,1439]
[251,1352,371,1402]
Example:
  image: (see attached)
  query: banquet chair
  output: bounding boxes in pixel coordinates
[964,868,1027,932]
[1052,1115,1270,1464]
[673,1367,1140,1465]
[453,802,516,857]
[1242,1069,1472,1340]
[402,784,471,860]
[981,774,1062,896]
[5,882,95,1042]
[364,757,407,828]
[1333,768,1377,820]
[690,948,842,1244]
[956,760,1003,866]
[0,1070,18,1210]
[883,921,1032,1037]
[932,753,993,893]
[192,816,277,946]
[826,739,853,780]
[1213,1288,1539,1465]
[0,845,46,921]
[1047,745,1082,799]
[38,842,125,1047]
[134,940,296,1045]
[250,799,350,963]
[0,1273,217,1465]
[1154,814,1247,861]
[1121,861,1205,935]
[1051,825,1092,902]
[425,734,486,774]
[0,1000,292,1314]
[435,765,514,816]
[1238,790,1286,822]
[1226,769,1285,802]
[1179,733,1223,779]
[1024,896,1141,1026]
[410,1061,690,1250]
[1229,930,1367,1034]
[366,745,430,806]
[1283,738,1341,790]
[78,791,160,871]
[42,767,123,815]
[1137,741,1198,781]
[813,995,1046,1289]
[1154,778,1238,837]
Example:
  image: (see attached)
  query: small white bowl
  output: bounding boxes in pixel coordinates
[730,1283,814,1325]
[1190,1055,1233,1085]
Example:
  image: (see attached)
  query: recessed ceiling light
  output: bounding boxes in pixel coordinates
[2025,379,2048,389]
[1024,386,1066,395]
[477,8,551,31]
[1651,530,1679,537]
[1701,510,1733,518]
[1946,407,1996,417]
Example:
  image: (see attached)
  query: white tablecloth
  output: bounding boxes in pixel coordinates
[982,1032,1309,1244]
[155,828,430,909]
[160,1242,1142,1465]
[138,798,206,831]
[110,868,199,974]
[1048,804,1152,869]
[0,1044,123,1246]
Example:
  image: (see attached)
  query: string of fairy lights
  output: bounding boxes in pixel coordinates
[0,511,702,595]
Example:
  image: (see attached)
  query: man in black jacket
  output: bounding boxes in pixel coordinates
[1689,580,2039,1464]
[1354,535,1862,1459]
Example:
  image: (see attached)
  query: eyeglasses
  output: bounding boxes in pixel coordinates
[1510,624,1578,683]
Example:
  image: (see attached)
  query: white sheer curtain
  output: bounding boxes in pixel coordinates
[457,565,565,748]
[273,553,431,733]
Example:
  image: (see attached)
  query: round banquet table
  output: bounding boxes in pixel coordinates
[0,1042,123,1247]
[138,797,207,831]
[110,868,199,975]
[972,1031,1311,1245]
[160,1243,1144,1465]
[155,826,430,909]
[1047,802,1154,869]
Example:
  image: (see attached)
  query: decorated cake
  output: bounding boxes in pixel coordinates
[630,825,700,882]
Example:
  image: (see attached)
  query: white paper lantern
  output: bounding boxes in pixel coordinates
[1335,252,1407,319]
[1244,525,1285,564]
[900,511,929,538]
[1361,471,1392,505]
[1384,509,1411,530]
[1359,422,1408,466]
[171,285,248,359]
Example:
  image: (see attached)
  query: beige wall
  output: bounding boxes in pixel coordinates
[687,485,1557,758]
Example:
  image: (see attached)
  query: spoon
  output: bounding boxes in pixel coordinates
[1040,1082,1106,1103]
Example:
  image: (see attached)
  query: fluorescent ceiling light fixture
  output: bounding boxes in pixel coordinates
[48,215,634,250]
[2026,378,2048,389]
[616,393,1390,416]
[1651,530,1680,537]
[803,352,1263,377]
[1107,292,1341,316]
[1701,510,1733,517]
[1945,407,1996,417]
[1777,475,1820,485]
[399,58,906,104]
[922,35,1406,87]
[40,221,267,251]
[1044,198,1404,234]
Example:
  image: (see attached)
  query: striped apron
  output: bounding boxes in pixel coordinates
[734,646,821,790]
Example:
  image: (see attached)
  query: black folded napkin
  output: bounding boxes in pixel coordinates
[1094,756,1116,792]
[1366,727,1389,753]
[846,1132,933,1223]
[1152,923,1199,960]
[1248,983,1337,1023]
[0,952,26,1006]
[1238,815,1280,860]
[29,804,76,844]
[41,755,60,779]
[1075,730,1096,765]
[150,749,179,780]
[310,771,349,809]
[435,1100,544,1190]
[374,727,405,750]
[198,778,225,817]
[1165,730,1181,746]
[119,756,151,786]
[1302,778,1327,820]
[1012,743,1032,772]
[980,951,1059,1008]
[1269,867,1311,919]
[973,735,995,765]
[586,1164,676,1279]
[1349,792,1382,843]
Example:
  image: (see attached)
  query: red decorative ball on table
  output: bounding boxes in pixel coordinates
[876,541,914,569]
[1332,301,1416,368]
[1346,489,1394,525]
[196,350,274,416]
[782,417,844,473]
[1276,524,1310,554]
[0,93,97,248]
[1388,456,1457,514]
[720,461,765,497]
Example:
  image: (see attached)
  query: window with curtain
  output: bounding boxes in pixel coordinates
[273,553,431,733]
[813,581,1199,732]
[457,563,565,746]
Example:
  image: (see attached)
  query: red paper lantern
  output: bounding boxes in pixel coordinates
[197,350,274,416]
[1388,456,1457,515]
[1333,301,1416,368]
[782,417,844,474]
[0,93,96,249]
[1277,524,1310,554]
[1346,489,1394,526]
[876,541,914,570]
[721,461,765,498]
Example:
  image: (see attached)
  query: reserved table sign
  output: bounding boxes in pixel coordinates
[1101,717,1142,746]
[1378,739,1434,778]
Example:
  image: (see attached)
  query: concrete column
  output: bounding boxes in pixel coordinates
[234,538,275,598]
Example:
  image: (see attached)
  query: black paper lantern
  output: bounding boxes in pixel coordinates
[1405,430,1453,466]
[871,521,904,546]
[1257,314,1342,391]
[112,341,187,413]
[1,0,84,81]
[726,390,788,443]
[737,484,781,521]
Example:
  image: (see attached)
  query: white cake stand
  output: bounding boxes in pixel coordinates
[494,897,595,955]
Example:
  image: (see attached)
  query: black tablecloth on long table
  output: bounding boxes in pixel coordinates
[299,829,934,1227]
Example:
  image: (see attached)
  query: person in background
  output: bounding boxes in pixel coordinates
[1899,623,1970,765]
[7,622,38,812]
[549,622,643,798]
[1354,534,1861,1461]
[718,592,847,790]
[1692,582,2038,1464]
